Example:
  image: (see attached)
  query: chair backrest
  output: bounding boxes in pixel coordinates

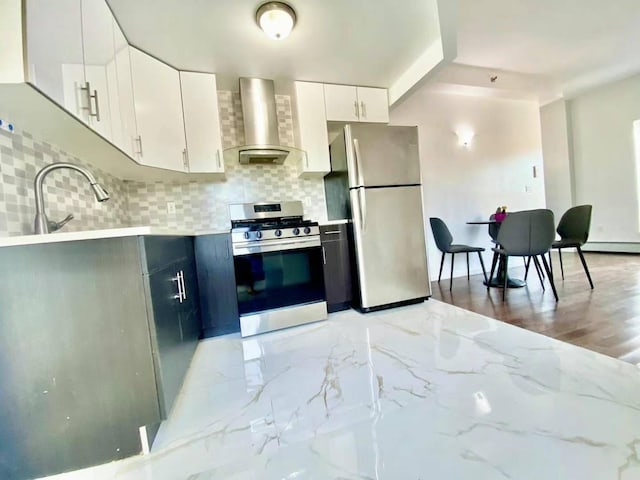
[497,209,555,256]
[557,205,592,245]
[429,217,453,253]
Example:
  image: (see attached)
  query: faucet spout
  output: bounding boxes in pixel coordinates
[33,162,111,234]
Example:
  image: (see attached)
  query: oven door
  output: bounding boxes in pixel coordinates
[233,237,326,317]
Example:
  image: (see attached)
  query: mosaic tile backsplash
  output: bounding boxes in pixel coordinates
[0,92,327,237]
[0,129,129,236]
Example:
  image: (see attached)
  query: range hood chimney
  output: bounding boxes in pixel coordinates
[238,78,290,164]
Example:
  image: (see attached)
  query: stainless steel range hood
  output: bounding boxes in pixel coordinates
[237,78,291,165]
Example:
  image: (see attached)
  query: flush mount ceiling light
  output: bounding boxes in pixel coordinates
[256,2,296,40]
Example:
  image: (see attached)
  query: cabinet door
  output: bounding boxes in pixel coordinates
[324,84,359,122]
[180,72,224,173]
[147,262,184,418]
[130,47,187,171]
[356,87,389,123]
[25,0,87,122]
[195,234,240,337]
[81,0,115,140]
[295,82,330,176]
[112,19,138,157]
[321,226,352,312]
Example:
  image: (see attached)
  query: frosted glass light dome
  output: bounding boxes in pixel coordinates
[256,2,296,40]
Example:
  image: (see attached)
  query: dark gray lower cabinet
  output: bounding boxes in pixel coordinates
[0,235,201,480]
[321,224,352,312]
[195,233,240,337]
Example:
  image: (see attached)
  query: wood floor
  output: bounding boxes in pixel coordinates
[431,251,640,366]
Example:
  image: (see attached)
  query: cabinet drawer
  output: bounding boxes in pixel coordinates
[320,223,348,240]
[141,236,193,274]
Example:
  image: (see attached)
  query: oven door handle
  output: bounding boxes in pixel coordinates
[233,238,321,256]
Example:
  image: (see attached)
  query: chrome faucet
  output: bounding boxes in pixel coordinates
[33,162,110,234]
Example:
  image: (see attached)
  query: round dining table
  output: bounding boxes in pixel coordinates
[467,220,526,288]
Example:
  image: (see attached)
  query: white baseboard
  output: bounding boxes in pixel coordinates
[582,242,640,254]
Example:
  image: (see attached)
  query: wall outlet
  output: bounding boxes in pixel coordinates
[0,119,15,133]
[166,201,176,215]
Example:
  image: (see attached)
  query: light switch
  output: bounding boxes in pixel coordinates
[167,202,176,215]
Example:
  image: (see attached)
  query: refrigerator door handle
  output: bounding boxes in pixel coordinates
[353,138,362,187]
[359,188,367,231]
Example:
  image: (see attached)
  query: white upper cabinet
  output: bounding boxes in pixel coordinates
[179,72,224,174]
[81,0,115,141]
[356,87,389,123]
[26,0,87,122]
[295,82,330,176]
[324,83,389,123]
[112,19,138,157]
[130,47,187,172]
[323,84,359,122]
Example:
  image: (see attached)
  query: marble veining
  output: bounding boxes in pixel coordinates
[42,300,640,479]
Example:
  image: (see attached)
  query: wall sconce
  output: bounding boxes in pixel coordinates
[256,2,297,40]
[455,129,475,148]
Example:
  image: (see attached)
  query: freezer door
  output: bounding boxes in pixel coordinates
[351,186,430,309]
[345,124,421,188]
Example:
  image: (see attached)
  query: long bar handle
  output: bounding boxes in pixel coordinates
[322,230,341,235]
[354,100,359,118]
[359,188,367,231]
[136,135,144,157]
[216,150,222,169]
[322,246,327,265]
[179,271,187,300]
[360,101,366,119]
[353,138,362,187]
[182,149,189,171]
[173,272,184,303]
[91,88,101,122]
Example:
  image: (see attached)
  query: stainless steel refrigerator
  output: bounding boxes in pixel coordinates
[325,124,431,312]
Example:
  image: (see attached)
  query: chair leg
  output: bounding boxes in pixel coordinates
[532,255,545,290]
[541,254,558,302]
[502,255,509,301]
[466,252,470,280]
[548,250,553,277]
[576,246,594,289]
[488,252,499,291]
[558,248,565,280]
[477,252,488,284]
[438,252,445,282]
[524,256,531,280]
[450,253,455,291]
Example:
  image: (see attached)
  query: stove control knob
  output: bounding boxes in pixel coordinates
[304,227,311,235]
[243,231,250,240]
[275,229,282,237]
[293,228,300,236]
[256,231,263,239]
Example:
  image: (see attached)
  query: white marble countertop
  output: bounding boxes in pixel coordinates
[0,226,230,248]
[44,300,640,479]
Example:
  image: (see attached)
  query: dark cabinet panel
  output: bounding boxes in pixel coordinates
[195,234,240,337]
[321,224,352,312]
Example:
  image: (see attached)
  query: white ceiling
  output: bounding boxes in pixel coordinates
[107,0,443,89]
[454,0,640,97]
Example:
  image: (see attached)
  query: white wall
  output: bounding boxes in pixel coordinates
[568,74,640,243]
[390,90,546,280]
[540,100,574,220]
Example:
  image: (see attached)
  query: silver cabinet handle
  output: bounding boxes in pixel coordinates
[305,151,309,168]
[173,272,184,303]
[182,149,189,171]
[322,230,341,235]
[216,150,221,169]
[360,101,366,119]
[354,100,359,118]
[136,135,144,157]
[180,271,187,300]
[92,88,101,122]
[322,246,327,265]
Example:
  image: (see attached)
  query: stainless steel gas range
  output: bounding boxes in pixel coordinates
[229,201,328,337]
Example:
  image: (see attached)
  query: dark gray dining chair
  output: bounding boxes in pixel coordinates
[430,217,488,291]
[551,205,594,289]
[488,209,558,301]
